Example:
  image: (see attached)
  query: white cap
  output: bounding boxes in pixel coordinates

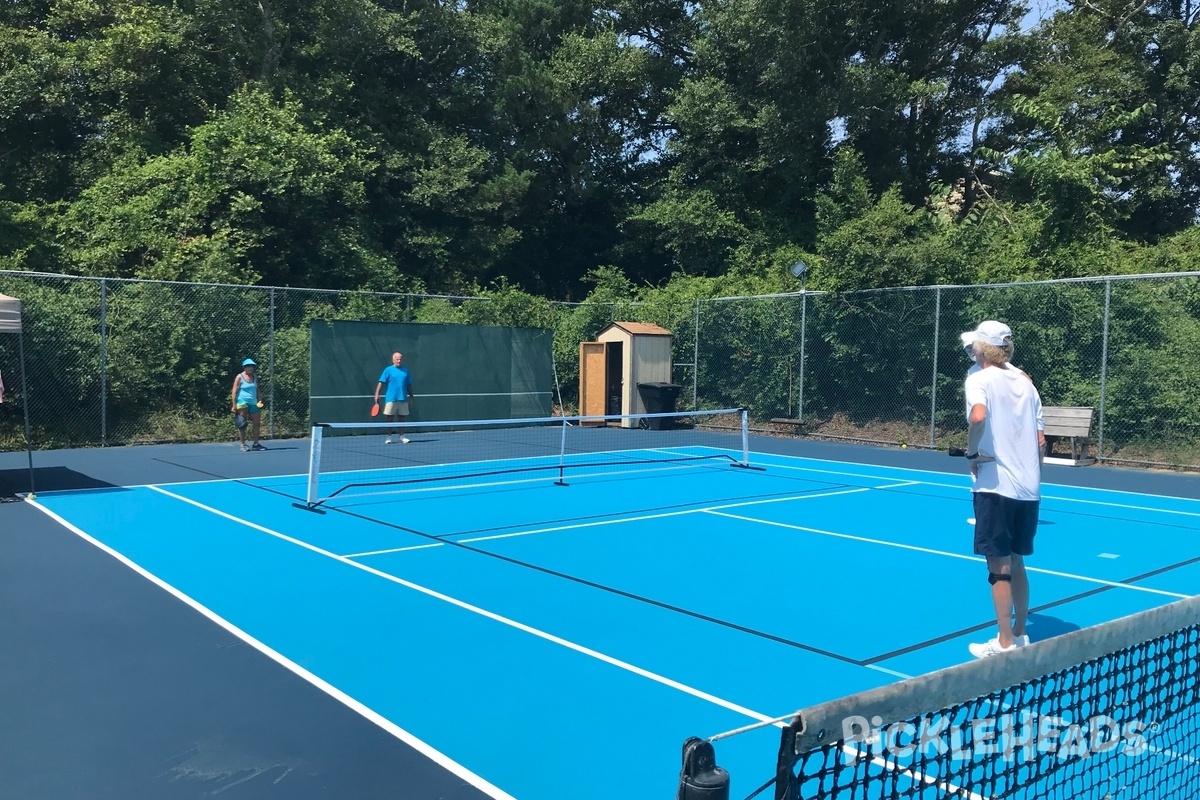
[960,320,1013,350]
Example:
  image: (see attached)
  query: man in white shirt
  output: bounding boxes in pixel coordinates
[961,320,1046,658]
[962,335,1045,444]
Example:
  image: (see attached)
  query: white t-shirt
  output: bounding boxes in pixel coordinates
[964,364,1043,500]
[965,363,1044,431]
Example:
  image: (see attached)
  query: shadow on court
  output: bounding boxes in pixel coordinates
[0,466,117,499]
[1027,613,1082,642]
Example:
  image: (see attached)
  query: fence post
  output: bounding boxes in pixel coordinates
[19,327,35,496]
[797,291,807,421]
[1098,279,1111,460]
[269,287,276,438]
[692,299,700,410]
[929,287,941,447]
[100,278,108,446]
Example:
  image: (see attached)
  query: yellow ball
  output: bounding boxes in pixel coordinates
[901,444,908,449]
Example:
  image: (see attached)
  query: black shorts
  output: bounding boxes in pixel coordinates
[973,492,1039,557]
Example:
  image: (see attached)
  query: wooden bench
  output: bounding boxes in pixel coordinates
[1043,406,1095,466]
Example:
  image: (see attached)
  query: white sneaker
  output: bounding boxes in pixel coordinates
[969,637,1018,658]
[384,437,393,445]
[401,437,410,444]
[1013,634,1031,647]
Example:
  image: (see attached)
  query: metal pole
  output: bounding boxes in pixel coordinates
[797,289,807,420]
[100,279,107,446]
[692,299,700,409]
[19,327,35,498]
[1097,279,1111,459]
[929,287,941,447]
[268,287,276,438]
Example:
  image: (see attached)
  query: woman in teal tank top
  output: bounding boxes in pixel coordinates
[231,358,265,451]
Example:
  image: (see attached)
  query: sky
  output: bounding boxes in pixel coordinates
[1023,0,1068,31]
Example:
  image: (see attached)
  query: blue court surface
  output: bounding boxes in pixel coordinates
[4,433,1200,800]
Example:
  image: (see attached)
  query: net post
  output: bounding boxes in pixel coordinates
[676,737,729,800]
[740,408,750,466]
[306,425,323,506]
[554,415,569,486]
[774,720,802,800]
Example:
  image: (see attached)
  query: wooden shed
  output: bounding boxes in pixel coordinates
[580,322,673,427]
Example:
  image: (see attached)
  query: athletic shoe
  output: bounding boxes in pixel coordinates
[969,637,1018,658]
[401,437,410,444]
[1013,633,1031,647]
[240,443,250,452]
[385,437,393,445]
[251,443,267,451]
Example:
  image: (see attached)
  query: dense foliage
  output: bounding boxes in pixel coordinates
[4,269,1199,472]
[2,0,1198,298]
[3,1,1200,466]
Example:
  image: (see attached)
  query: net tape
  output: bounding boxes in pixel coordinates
[773,593,1200,800]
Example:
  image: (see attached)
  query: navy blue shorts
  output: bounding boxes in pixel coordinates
[973,492,1039,557]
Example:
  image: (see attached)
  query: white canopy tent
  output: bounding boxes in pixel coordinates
[0,293,20,333]
[0,292,35,496]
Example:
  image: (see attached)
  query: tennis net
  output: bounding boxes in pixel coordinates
[300,407,751,509]
[702,592,1200,800]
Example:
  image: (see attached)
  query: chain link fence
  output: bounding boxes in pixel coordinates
[0,272,621,450]
[695,274,1200,469]
[2,270,1199,470]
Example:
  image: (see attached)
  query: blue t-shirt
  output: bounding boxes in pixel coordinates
[378,365,412,402]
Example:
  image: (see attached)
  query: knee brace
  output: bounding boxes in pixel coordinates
[988,572,1012,585]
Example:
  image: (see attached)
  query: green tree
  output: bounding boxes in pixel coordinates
[982,0,1195,246]
[62,88,385,287]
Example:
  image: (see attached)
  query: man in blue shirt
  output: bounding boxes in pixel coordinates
[374,352,415,444]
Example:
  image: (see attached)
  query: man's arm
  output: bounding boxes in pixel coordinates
[374,381,385,403]
[967,403,987,456]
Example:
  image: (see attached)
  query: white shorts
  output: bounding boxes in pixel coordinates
[383,401,409,417]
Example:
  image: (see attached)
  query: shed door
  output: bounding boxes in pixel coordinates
[579,342,608,424]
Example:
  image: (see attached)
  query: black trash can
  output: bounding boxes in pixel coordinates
[637,382,683,430]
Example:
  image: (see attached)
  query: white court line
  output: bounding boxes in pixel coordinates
[1146,744,1200,766]
[341,482,918,558]
[139,485,786,728]
[755,455,1200,519]
[24,496,518,800]
[62,443,1200,520]
[1038,493,1200,520]
[704,510,1190,599]
[33,485,973,797]
[342,487,920,682]
[840,744,989,800]
[862,663,914,680]
[750,449,1200,502]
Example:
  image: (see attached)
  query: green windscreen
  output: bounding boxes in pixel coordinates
[309,320,554,423]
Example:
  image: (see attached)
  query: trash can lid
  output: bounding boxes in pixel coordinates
[637,382,682,389]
